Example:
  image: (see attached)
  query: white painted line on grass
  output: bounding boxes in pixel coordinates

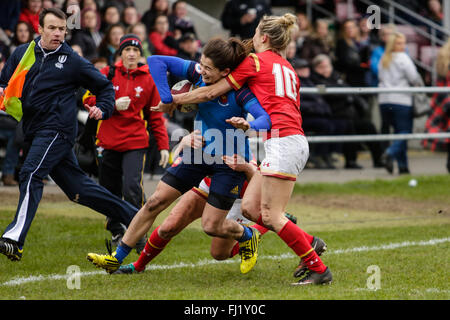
[1,237,449,287]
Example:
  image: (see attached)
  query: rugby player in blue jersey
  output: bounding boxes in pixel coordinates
[87,38,271,274]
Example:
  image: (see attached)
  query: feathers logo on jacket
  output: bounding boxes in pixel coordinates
[55,55,67,69]
[134,86,143,97]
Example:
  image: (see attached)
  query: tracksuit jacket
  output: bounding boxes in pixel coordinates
[0,38,138,247]
[0,36,115,144]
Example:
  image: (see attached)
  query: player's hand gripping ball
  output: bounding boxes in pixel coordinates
[170,80,198,113]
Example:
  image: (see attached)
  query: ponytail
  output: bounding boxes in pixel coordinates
[258,13,298,52]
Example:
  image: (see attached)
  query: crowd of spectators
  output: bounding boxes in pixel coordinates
[0,0,201,184]
[0,0,448,184]
[281,1,447,172]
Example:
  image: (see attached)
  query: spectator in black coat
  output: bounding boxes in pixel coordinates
[311,54,385,169]
[0,0,21,39]
[221,0,271,40]
[298,19,335,64]
[334,19,370,87]
[292,58,336,169]
[71,8,103,61]
[168,1,197,39]
[141,0,170,35]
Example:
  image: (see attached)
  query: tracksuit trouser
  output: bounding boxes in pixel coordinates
[2,130,138,247]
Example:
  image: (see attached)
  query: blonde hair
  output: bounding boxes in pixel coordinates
[436,38,450,78]
[258,13,298,52]
[380,32,405,69]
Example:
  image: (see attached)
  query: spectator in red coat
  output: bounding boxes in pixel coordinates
[148,14,178,56]
[19,0,43,34]
[85,34,170,239]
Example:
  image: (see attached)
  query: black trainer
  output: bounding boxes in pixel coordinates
[112,263,143,275]
[293,236,328,278]
[381,152,394,174]
[105,217,127,247]
[0,237,23,261]
[292,267,333,286]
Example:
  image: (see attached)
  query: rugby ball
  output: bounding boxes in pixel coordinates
[170,80,198,113]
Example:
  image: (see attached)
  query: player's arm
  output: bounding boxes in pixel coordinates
[77,57,115,120]
[171,130,204,160]
[173,77,232,105]
[173,54,255,105]
[226,87,271,131]
[223,154,257,182]
[148,55,193,104]
[148,55,201,115]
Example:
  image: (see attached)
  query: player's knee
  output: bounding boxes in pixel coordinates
[202,219,220,237]
[241,199,259,221]
[158,221,181,239]
[210,247,229,261]
[143,193,168,214]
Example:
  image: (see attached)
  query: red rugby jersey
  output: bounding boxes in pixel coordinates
[226,50,304,139]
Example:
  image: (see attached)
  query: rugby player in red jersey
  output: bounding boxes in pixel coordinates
[165,14,332,285]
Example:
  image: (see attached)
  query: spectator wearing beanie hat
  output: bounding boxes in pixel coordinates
[117,34,143,56]
[85,33,169,241]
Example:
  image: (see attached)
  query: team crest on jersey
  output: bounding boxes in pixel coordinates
[55,55,67,69]
[194,63,202,74]
[135,86,143,97]
[218,94,229,107]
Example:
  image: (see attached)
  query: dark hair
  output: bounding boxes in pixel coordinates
[12,21,35,45]
[39,8,67,27]
[202,37,250,71]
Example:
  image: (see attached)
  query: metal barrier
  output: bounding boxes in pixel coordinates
[249,86,450,147]
[300,86,450,95]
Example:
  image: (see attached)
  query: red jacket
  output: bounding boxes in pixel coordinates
[19,8,40,34]
[149,31,178,56]
[87,61,169,152]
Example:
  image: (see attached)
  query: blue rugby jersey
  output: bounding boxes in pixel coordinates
[148,55,271,162]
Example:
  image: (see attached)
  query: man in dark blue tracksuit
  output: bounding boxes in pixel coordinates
[0,8,139,261]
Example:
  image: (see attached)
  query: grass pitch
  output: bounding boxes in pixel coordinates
[0,175,448,301]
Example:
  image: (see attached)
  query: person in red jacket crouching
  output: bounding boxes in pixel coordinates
[85,34,170,246]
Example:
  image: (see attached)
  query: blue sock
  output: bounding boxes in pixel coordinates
[113,241,132,263]
[238,226,253,242]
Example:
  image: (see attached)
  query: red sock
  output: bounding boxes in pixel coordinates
[257,214,314,244]
[133,226,170,271]
[302,230,314,244]
[252,223,269,236]
[277,220,326,274]
[229,223,269,258]
[230,242,240,258]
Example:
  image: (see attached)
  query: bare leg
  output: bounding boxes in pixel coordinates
[259,175,295,232]
[240,170,262,223]
[121,181,181,247]
[158,190,206,239]
[201,203,245,240]
[210,237,237,260]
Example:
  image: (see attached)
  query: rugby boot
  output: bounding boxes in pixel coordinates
[239,227,260,274]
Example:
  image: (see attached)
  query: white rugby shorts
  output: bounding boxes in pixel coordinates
[259,134,309,181]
